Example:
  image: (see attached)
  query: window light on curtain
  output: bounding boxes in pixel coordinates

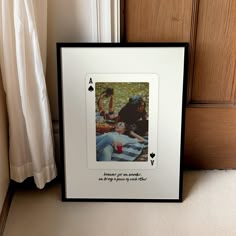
[0,0,56,188]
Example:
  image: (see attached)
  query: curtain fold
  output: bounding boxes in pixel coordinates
[0,0,56,189]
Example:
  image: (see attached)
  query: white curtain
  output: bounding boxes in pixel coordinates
[0,0,57,189]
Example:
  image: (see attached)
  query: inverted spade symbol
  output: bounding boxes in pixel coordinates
[88,86,94,92]
[150,153,155,158]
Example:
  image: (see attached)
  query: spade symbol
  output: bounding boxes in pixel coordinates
[88,86,94,92]
[150,153,155,158]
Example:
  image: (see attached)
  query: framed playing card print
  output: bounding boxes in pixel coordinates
[57,43,188,202]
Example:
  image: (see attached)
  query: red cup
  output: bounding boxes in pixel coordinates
[117,144,123,153]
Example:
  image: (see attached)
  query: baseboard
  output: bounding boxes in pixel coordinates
[0,182,14,236]
[0,121,60,236]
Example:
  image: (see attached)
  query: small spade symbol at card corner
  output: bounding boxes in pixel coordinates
[150,153,155,158]
[88,86,94,92]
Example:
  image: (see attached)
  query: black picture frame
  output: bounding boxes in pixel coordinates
[57,43,188,202]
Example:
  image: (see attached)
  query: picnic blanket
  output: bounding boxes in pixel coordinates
[111,139,148,161]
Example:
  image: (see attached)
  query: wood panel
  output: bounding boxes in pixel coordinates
[191,0,236,104]
[125,0,193,42]
[125,0,236,168]
[185,107,236,168]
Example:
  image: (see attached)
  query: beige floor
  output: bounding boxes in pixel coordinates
[3,170,236,236]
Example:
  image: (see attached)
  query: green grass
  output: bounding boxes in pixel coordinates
[96,82,149,114]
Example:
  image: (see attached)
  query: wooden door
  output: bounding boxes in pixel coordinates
[124,0,236,168]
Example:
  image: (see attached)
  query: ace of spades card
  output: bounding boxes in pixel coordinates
[86,74,158,170]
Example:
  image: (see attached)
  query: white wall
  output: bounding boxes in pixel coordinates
[0,75,9,213]
[46,0,118,170]
[46,0,96,120]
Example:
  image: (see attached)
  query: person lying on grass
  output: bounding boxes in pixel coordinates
[96,122,145,161]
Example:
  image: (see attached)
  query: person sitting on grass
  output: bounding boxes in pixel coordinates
[118,95,148,137]
[97,88,118,120]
